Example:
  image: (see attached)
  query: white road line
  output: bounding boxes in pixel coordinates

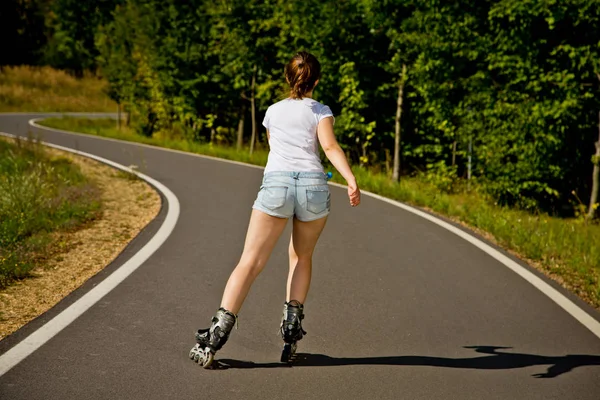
[0,131,181,377]
[27,117,600,340]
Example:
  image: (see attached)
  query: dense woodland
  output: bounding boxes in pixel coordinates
[2,0,600,216]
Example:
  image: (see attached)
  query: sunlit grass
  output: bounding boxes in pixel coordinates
[0,66,116,112]
[0,137,101,288]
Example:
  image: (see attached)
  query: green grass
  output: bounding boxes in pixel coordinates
[0,137,102,288]
[39,117,600,309]
[0,66,117,112]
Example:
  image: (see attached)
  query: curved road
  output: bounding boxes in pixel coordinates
[1,113,599,399]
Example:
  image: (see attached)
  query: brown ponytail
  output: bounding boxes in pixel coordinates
[285,51,322,99]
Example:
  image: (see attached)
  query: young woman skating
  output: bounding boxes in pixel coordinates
[190,51,361,368]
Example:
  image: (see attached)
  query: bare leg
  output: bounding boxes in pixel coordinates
[286,216,328,303]
[220,209,288,314]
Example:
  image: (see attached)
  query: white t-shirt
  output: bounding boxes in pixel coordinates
[262,97,334,173]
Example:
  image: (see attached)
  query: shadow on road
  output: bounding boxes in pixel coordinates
[216,345,600,378]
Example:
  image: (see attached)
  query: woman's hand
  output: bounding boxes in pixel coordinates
[347,180,361,207]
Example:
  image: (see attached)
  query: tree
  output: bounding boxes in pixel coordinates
[589,109,600,220]
[482,0,600,211]
[363,0,418,180]
[337,62,377,166]
[46,0,124,73]
[393,64,407,181]
[86,0,600,214]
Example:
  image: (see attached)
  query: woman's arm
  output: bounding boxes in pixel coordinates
[317,117,361,207]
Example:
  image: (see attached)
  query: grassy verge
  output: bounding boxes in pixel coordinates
[39,117,600,310]
[0,136,102,288]
[0,66,117,112]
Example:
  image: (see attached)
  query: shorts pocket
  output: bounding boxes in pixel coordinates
[261,186,288,210]
[306,188,330,214]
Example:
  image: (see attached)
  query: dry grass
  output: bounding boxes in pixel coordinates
[0,145,161,340]
[0,66,117,112]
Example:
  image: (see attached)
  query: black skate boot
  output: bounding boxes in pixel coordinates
[280,300,306,364]
[189,307,237,368]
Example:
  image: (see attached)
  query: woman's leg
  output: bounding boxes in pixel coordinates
[286,216,328,303]
[220,209,288,314]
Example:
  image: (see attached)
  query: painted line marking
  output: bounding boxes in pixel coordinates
[0,131,181,377]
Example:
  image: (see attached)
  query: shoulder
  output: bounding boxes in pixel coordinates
[304,99,334,125]
[269,98,290,110]
[303,98,333,116]
[264,99,289,117]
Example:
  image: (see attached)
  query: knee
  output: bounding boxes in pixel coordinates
[239,256,266,278]
[289,244,313,262]
[293,253,312,265]
[288,246,298,261]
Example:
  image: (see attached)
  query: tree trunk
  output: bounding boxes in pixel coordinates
[392,64,407,182]
[125,105,131,127]
[361,143,368,167]
[236,103,245,151]
[249,64,258,156]
[587,110,600,221]
[116,103,121,130]
[467,136,473,191]
[451,141,457,167]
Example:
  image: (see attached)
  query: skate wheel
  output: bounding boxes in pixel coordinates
[280,344,291,363]
[190,345,198,360]
[281,343,296,364]
[201,350,214,369]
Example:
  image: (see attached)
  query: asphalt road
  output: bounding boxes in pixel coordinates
[1,113,599,399]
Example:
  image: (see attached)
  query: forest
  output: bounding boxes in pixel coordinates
[3,0,600,217]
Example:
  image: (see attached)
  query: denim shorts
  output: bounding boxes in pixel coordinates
[252,171,331,221]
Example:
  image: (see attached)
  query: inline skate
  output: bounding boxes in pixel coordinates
[189,307,237,368]
[280,300,306,363]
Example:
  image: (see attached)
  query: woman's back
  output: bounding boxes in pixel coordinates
[263,97,333,173]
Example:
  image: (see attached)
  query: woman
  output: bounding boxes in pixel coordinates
[190,51,361,368]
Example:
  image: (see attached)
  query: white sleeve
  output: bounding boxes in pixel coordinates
[262,108,271,130]
[318,105,335,125]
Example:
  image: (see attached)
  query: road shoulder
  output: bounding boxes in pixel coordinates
[0,142,161,340]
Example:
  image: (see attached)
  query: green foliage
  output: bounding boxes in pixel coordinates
[0,138,101,288]
[418,161,460,194]
[45,0,124,73]
[479,0,600,211]
[10,0,600,215]
[336,62,377,166]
